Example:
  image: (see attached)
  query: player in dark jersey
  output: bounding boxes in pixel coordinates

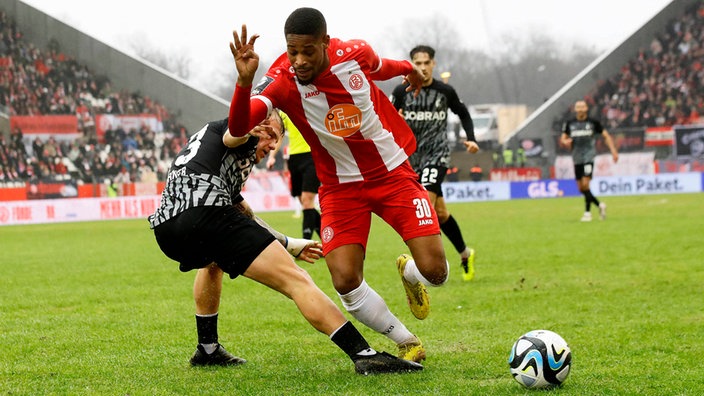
[560,100,619,222]
[391,45,480,281]
[149,113,421,374]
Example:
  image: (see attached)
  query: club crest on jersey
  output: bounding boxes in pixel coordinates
[348,73,364,90]
[325,104,362,137]
[322,226,334,243]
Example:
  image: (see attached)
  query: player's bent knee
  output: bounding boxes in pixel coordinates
[419,259,449,286]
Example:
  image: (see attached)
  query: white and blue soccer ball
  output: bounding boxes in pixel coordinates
[508,329,572,389]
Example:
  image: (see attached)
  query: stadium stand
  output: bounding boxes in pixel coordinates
[557,1,704,130]
[0,0,702,187]
[509,0,702,174]
[0,7,189,185]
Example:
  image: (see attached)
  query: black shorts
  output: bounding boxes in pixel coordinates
[288,152,320,197]
[574,162,594,179]
[153,205,276,278]
[417,165,448,197]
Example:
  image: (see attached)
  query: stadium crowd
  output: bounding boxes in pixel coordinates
[0,10,188,185]
[557,1,704,130]
[1,3,703,186]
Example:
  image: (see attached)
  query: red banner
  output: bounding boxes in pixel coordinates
[489,167,542,181]
[10,115,78,134]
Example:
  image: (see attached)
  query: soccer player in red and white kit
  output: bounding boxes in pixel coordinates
[226,8,450,363]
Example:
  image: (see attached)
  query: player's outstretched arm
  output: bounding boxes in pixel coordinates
[234,200,323,263]
[283,237,323,263]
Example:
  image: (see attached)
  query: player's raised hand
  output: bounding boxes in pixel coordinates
[229,24,260,86]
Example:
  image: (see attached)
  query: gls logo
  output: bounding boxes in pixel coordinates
[527,181,563,198]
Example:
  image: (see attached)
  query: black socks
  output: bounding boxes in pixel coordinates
[439,215,467,254]
[195,313,218,345]
[302,208,321,239]
[330,321,373,361]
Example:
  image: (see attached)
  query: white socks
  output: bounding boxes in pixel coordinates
[338,280,414,344]
[403,257,449,287]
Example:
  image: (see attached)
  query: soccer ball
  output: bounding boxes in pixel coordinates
[508,329,572,389]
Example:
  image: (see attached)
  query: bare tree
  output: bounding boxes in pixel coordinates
[377,15,600,110]
[126,33,192,81]
[144,13,600,111]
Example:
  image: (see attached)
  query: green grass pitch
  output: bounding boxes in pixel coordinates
[2,193,702,395]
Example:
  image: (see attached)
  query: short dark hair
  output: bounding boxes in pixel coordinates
[410,45,435,59]
[284,7,327,37]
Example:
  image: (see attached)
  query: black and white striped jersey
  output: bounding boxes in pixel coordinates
[148,118,258,228]
[391,79,475,174]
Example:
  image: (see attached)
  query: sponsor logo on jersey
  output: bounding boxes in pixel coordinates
[418,218,435,226]
[570,129,594,137]
[325,104,362,137]
[404,111,447,122]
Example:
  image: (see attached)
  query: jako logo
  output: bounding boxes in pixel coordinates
[528,181,563,198]
[325,104,362,137]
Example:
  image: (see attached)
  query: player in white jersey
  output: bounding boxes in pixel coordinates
[227,8,452,363]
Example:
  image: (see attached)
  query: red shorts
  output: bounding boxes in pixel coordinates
[318,162,441,255]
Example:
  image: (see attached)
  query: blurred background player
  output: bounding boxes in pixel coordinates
[560,100,619,222]
[267,111,321,239]
[149,113,421,374]
[391,45,479,281]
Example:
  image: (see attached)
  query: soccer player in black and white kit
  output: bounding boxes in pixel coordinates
[560,100,619,222]
[148,113,421,374]
[391,45,480,281]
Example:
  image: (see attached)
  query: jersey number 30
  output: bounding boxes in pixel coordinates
[413,198,432,219]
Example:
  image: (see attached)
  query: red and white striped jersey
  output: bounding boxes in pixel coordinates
[250,38,416,185]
